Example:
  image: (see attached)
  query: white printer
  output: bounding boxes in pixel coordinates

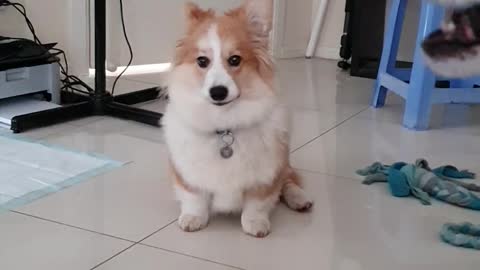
[0,38,60,103]
[0,38,61,129]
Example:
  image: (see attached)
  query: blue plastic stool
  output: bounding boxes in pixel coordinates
[373,0,480,130]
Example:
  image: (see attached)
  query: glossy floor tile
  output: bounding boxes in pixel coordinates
[358,102,480,135]
[15,161,177,241]
[95,245,240,270]
[290,115,480,179]
[142,171,480,270]
[0,212,131,270]
[1,59,480,270]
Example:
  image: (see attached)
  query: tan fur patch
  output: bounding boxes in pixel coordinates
[244,133,299,200]
[245,164,302,200]
[174,4,274,91]
[170,161,196,194]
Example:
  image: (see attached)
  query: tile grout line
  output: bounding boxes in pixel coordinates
[134,219,244,269]
[293,167,363,181]
[134,219,178,245]
[290,107,369,154]
[135,219,245,269]
[90,219,177,270]
[90,243,138,270]
[13,211,245,269]
[10,210,136,243]
[139,242,246,270]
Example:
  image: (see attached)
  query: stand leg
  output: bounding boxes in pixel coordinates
[106,102,162,127]
[113,87,162,105]
[11,102,92,133]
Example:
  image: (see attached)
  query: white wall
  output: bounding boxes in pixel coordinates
[2,0,315,75]
[0,0,89,75]
[272,0,313,58]
[312,0,345,60]
[0,0,27,38]
[104,0,243,68]
[106,0,314,64]
[1,0,361,74]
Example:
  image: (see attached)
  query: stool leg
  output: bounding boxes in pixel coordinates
[372,0,407,108]
[450,79,473,88]
[403,2,444,130]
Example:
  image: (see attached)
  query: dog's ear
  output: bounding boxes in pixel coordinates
[243,0,273,36]
[184,2,214,29]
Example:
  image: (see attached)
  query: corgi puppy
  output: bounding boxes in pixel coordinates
[164,0,313,238]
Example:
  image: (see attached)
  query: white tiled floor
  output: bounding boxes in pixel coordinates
[1,59,480,270]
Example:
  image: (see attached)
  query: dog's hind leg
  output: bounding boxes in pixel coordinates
[281,167,313,212]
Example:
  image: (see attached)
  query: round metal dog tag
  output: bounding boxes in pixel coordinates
[220,146,234,159]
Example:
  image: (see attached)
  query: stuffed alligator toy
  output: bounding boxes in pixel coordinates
[357,159,480,249]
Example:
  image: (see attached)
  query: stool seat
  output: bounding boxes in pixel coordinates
[372,0,480,130]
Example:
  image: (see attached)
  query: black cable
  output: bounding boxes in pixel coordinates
[5,2,42,44]
[2,0,93,95]
[111,0,134,96]
[0,37,50,61]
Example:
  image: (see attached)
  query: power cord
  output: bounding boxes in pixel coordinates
[2,0,142,98]
[111,0,133,96]
[1,0,94,95]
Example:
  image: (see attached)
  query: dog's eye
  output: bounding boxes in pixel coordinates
[197,56,210,69]
[228,55,242,67]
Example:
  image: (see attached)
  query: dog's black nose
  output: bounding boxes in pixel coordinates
[209,86,229,101]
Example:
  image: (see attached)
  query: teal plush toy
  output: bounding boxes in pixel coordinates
[357,159,480,250]
[357,159,480,209]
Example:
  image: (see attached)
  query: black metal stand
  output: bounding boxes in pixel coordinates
[337,0,352,70]
[10,0,163,133]
[347,0,395,79]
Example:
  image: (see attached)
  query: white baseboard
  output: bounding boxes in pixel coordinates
[273,46,341,60]
[273,47,306,59]
[314,46,340,60]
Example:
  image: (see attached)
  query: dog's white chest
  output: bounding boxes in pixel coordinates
[164,109,287,211]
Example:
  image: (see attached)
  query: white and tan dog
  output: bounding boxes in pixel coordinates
[423,0,480,77]
[164,0,313,238]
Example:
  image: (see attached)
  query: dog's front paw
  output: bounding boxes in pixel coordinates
[241,217,271,238]
[178,214,208,232]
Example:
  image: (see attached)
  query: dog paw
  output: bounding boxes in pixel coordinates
[242,217,271,238]
[178,214,208,232]
[282,186,314,213]
[287,197,314,212]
